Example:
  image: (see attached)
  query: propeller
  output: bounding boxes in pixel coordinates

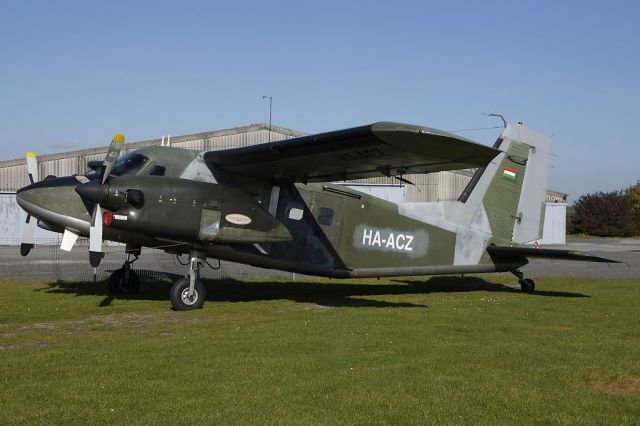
[20,152,38,256]
[101,134,125,185]
[75,134,125,267]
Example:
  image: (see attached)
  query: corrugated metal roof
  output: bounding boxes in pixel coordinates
[0,124,302,192]
[0,123,304,167]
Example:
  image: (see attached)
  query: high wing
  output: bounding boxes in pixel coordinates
[204,122,502,183]
[487,245,620,263]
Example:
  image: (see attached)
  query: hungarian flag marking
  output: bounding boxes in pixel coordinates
[503,167,517,180]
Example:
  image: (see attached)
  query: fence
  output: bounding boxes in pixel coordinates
[0,238,298,282]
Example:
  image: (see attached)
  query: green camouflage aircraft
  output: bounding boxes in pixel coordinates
[16,121,616,310]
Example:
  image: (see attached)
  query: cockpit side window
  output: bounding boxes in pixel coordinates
[148,165,166,176]
[110,153,149,177]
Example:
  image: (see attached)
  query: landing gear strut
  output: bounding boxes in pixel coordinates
[108,250,140,294]
[170,251,207,311]
[511,269,535,293]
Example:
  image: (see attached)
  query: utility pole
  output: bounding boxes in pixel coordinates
[262,95,273,142]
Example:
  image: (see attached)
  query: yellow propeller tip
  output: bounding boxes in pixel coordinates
[113,134,125,143]
[26,152,36,158]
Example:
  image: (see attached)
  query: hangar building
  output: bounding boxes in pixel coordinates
[0,123,567,245]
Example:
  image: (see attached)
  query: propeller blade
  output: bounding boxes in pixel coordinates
[60,229,79,252]
[26,151,38,183]
[21,152,39,256]
[20,214,36,256]
[101,134,125,184]
[89,204,104,267]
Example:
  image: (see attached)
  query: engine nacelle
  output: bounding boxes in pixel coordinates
[104,176,292,244]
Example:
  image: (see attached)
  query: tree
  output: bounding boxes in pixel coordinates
[625,180,640,214]
[570,190,640,237]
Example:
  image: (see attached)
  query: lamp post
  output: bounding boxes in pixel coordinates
[262,95,273,142]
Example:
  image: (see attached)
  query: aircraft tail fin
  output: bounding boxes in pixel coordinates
[461,123,552,244]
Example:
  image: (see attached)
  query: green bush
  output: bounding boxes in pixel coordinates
[570,189,640,237]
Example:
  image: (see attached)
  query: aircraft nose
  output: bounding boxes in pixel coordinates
[16,182,41,213]
[16,176,86,218]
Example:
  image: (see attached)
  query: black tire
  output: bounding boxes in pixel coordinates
[108,268,140,294]
[170,277,206,310]
[520,278,535,293]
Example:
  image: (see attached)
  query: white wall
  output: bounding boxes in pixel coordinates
[539,203,567,245]
[0,193,60,244]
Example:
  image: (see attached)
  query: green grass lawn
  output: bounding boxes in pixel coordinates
[1,275,639,425]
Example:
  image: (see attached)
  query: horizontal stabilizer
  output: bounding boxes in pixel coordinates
[487,245,620,263]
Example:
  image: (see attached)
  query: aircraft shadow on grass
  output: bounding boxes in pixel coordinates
[38,272,589,308]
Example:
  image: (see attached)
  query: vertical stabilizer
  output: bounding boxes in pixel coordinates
[462,123,552,244]
[509,126,551,243]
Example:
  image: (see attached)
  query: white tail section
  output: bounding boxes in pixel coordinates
[459,122,552,244]
[508,125,552,244]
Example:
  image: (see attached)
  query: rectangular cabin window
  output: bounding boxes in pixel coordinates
[148,165,166,176]
[317,207,334,226]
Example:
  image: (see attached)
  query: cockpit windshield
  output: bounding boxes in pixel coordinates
[110,153,149,177]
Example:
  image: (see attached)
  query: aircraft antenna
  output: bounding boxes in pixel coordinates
[482,112,507,128]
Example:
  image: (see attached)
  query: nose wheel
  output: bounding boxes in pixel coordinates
[511,269,536,293]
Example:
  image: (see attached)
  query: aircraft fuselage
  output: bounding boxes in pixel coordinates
[16,145,526,278]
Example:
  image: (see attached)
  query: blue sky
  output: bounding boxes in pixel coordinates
[1,0,638,200]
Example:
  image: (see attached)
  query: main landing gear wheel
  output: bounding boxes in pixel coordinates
[520,278,536,293]
[108,249,141,295]
[108,267,140,294]
[170,277,206,311]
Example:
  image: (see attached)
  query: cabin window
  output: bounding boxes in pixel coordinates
[317,207,334,226]
[148,165,166,176]
[288,207,304,221]
[110,153,149,177]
